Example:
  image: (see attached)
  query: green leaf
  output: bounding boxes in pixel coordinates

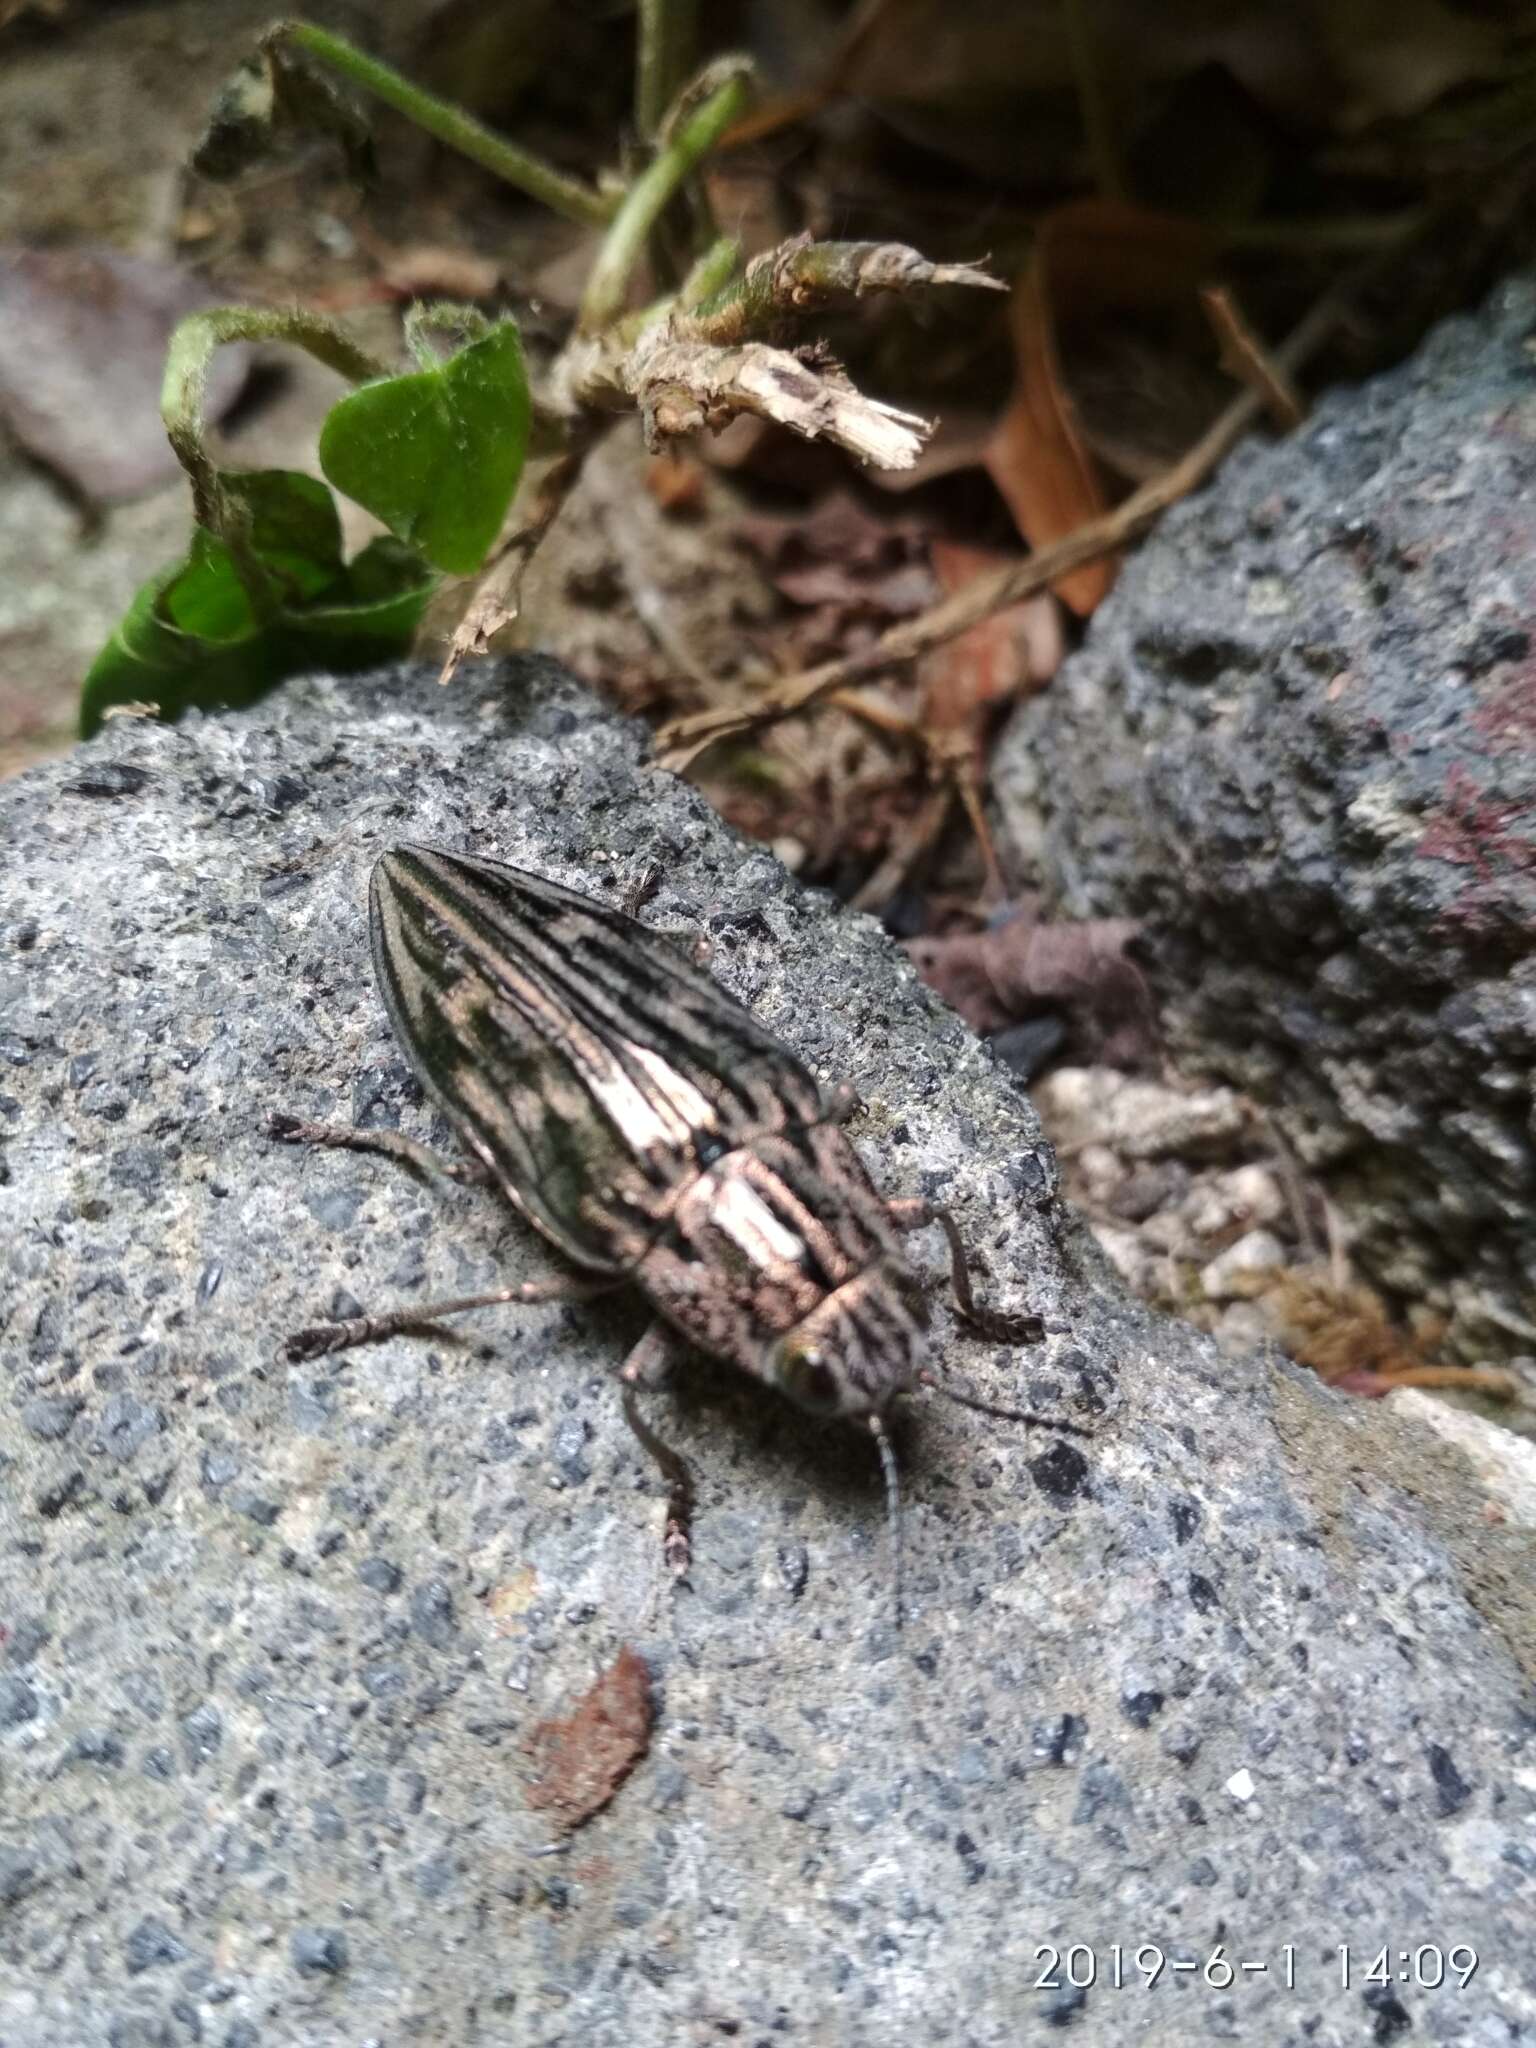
[154,471,345,644]
[225,468,344,596]
[317,318,530,574]
[80,512,435,738]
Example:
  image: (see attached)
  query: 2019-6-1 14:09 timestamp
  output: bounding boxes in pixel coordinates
[1030,1943,1480,1994]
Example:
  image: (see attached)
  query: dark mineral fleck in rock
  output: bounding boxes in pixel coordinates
[290,1928,348,1977]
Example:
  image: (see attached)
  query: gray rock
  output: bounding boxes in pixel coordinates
[123,1918,187,1975]
[0,1675,39,1729]
[996,277,1536,1364]
[289,1927,348,1977]
[0,657,1533,2045]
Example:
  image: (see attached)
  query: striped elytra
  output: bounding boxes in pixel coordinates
[275,844,1090,1621]
[368,844,932,1419]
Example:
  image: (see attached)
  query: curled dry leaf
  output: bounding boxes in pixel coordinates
[985,201,1213,616]
[524,1645,654,1831]
[907,899,1156,1070]
[1253,1270,1521,1404]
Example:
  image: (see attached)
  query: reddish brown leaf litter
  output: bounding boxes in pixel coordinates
[524,1646,654,1831]
[918,540,1062,732]
[734,489,938,634]
[907,900,1156,1070]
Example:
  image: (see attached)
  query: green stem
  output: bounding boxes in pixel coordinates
[162,306,391,619]
[163,306,387,519]
[636,0,699,139]
[677,235,741,311]
[579,58,751,332]
[1063,0,1123,201]
[272,20,615,227]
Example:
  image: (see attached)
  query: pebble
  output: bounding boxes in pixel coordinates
[1212,1302,1272,1357]
[1183,1164,1285,1240]
[1200,1230,1286,1301]
[1035,1068,1249,1160]
[291,1927,349,1976]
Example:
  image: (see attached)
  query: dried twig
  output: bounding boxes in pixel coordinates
[677,233,1004,348]
[1200,285,1305,429]
[446,231,997,682]
[438,428,609,686]
[632,336,933,466]
[554,236,1001,470]
[655,291,1344,767]
[848,784,953,914]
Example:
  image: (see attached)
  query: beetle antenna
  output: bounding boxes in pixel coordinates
[869,1413,903,1633]
[920,1370,1095,1438]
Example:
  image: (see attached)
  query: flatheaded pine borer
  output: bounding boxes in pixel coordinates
[273,845,1090,1621]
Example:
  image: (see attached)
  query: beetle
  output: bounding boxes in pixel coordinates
[272,845,1090,1616]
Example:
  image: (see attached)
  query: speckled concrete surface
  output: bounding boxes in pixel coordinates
[1,660,1532,2046]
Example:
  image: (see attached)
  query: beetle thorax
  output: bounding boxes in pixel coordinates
[771,1259,931,1418]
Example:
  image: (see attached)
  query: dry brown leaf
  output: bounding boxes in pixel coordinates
[907,901,1155,1068]
[985,201,1214,617]
[644,450,706,516]
[917,539,1062,737]
[524,1646,654,1831]
[735,489,938,623]
[986,259,1110,616]
[376,242,503,302]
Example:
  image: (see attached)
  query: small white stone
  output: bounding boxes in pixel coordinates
[1200,1229,1286,1301]
[1226,1767,1256,1803]
[1135,1211,1186,1254]
[1224,1164,1285,1226]
[1090,1224,1162,1298]
[1076,1145,1124,1199]
[1213,1302,1271,1358]
[1105,1079,1250,1160]
[1184,1165,1285,1240]
[1033,1066,1121,1150]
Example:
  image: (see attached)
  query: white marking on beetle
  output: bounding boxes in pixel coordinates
[707,1172,806,1269]
[588,1044,718,1154]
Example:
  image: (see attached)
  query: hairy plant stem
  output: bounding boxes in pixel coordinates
[636,0,700,139]
[270,20,615,227]
[161,305,392,621]
[579,58,752,333]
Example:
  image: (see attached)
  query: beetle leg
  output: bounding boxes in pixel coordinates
[620,1321,694,1580]
[886,1196,1043,1343]
[268,1111,490,1187]
[283,1272,619,1362]
[917,1367,1095,1439]
[823,1079,863,1126]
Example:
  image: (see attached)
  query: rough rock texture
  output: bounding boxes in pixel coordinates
[2,660,1534,2047]
[997,278,1536,1367]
